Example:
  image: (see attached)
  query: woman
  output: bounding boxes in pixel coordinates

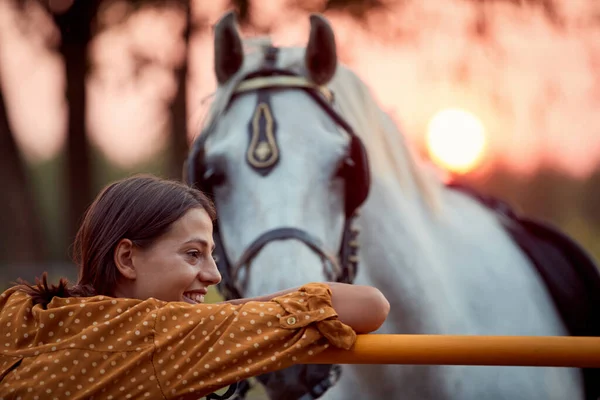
[0,174,389,399]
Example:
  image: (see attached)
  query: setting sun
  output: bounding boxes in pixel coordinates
[426,108,487,174]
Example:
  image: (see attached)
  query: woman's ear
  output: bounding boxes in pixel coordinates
[114,239,137,280]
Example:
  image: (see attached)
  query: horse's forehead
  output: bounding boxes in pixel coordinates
[208,90,348,160]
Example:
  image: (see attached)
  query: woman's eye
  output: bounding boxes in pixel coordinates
[187,251,201,259]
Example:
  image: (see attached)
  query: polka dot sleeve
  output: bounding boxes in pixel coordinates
[151,282,356,399]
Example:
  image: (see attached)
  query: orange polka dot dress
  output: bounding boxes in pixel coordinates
[0,283,356,399]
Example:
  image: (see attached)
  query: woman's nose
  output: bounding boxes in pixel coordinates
[200,256,222,285]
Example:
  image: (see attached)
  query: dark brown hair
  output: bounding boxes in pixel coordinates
[16,174,216,307]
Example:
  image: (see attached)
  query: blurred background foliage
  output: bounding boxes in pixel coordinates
[1,0,599,293]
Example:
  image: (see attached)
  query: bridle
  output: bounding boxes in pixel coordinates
[229,227,344,292]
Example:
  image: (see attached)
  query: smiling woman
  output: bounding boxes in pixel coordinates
[0,174,389,399]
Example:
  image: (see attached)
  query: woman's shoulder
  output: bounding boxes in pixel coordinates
[46,294,148,310]
[1,286,32,308]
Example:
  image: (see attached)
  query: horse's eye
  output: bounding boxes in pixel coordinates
[203,164,226,187]
[334,157,353,179]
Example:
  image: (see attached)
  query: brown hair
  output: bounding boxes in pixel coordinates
[16,174,216,308]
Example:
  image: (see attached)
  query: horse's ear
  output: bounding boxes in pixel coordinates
[214,11,244,85]
[305,14,337,85]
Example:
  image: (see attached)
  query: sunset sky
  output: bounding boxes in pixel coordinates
[1,0,599,178]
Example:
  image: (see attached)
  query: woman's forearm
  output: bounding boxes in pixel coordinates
[219,282,390,334]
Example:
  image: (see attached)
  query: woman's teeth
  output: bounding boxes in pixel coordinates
[185,293,204,303]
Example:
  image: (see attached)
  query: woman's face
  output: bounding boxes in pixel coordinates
[128,207,221,303]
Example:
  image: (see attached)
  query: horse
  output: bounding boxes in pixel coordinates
[185,11,596,400]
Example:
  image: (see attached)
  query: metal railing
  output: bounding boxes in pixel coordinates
[306,335,600,367]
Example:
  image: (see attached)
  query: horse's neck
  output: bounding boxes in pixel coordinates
[354,175,439,333]
[354,175,505,335]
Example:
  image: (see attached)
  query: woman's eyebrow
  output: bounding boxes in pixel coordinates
[183,238,216,252]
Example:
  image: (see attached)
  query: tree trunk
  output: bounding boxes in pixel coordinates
[168,0,191,180]
[0,85,46,264]
[53,0,100,242]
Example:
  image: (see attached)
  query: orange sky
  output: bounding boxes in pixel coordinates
[1,0,599,178]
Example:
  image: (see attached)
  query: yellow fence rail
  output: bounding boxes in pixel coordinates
[306,335,600,367]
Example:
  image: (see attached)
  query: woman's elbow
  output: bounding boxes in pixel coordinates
[329,282,390,333]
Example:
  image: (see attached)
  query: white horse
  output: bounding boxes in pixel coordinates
[186,11,584,400]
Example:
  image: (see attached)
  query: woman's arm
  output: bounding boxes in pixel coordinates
[220,282,390,334]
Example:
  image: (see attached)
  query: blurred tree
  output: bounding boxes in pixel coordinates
[229,0,389,28]
[169,0,191,179]
[0,83,46,264]
[118,0,194,180]
[30,0,102,243]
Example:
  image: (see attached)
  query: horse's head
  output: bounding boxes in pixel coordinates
[186,11,371,297]
[185,11,371,399]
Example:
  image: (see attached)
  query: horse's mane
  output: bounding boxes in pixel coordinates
[201,37,442,211]
[327,63,442,211]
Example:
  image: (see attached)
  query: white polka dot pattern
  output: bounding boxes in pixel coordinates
[0,283,356,399]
